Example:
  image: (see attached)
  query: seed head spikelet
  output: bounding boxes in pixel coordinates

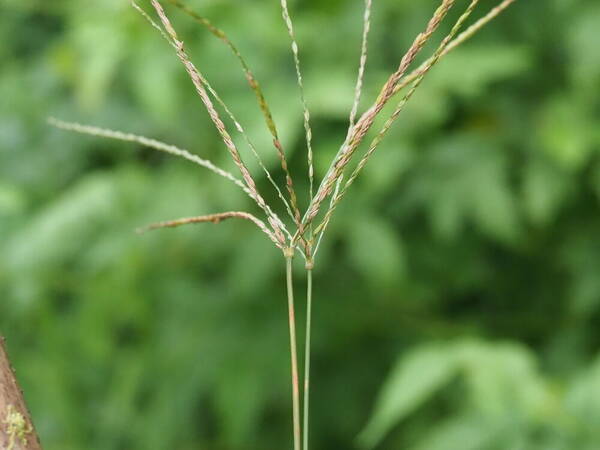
[279,0,314,206]
[393,0,518,96]
[138,0,294,225]
[314,0,482,238]
[303,0,456,233]
[166,0,303,228]
[137,211,283,248]
[312,0,373,252]
[150,0,287,246]
[195,67,298,227]
[49,117,246,191]
[132,1,293,240]
[348,0,373,132]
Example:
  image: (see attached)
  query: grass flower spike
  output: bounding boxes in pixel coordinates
[50,1,519,448]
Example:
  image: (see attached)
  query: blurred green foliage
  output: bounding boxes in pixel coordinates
[1,0,600,449]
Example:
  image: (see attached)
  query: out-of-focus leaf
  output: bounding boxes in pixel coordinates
[591,162,600,201]
[228,231,280,297]
[361,139,415,195]
[357,343,459,448]
[536,96,595,171]
[522,156,573,226]
[455,340,553,419]
[561,230,600,317]
[306,67,357,118]
[360,339,559,449]
[4,172,117,273]
[0,183,26,216]
[431,45,532,98]
[414,134,519,242]
[67,1,128,109]
[411,414,502,450]
[130,43,181,120]
[214,357,266,447]
[348,215,406,286]
[567,5,600,89]
[565,354,600,434]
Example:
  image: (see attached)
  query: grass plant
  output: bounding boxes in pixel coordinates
[50,1,518,448]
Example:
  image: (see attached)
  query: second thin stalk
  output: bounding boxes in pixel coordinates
[303,266,313,450]
[285,251,302,450]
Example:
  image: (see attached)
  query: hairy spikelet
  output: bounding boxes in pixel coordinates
[150,0,287,245]
[315,0,482,237]
[348,0,373,132]
[133,1,293,240]
[48,117,245,189]
[312,0,373,253]
[196,66,297,225]
[302,0,456,234]
[312,0,518,241]
[137,211,283,248]
[393,0,517,96]
[280,0,314,204]
[166,0,303,228]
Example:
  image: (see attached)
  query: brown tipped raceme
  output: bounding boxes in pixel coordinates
[166,0,304,231]
[149,0,287,247]
[314,0,482,239]
[349,0,373,133]
[47,117,251,194]
[393,0,518,97]
[137,212,284,249]
[280,0,314,208]
[305,0,518,242]
[133,1,299,245]
[301,0,456,234]
[314,0,373,252]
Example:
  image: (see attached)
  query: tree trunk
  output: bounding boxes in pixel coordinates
[0,337,42,450]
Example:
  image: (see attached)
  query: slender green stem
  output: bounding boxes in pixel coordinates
[285,251,302,450]
[303,267,313,450]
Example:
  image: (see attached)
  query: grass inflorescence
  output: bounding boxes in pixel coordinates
[50,1,519,448]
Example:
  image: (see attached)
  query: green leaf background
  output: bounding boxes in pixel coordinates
[1,0,600,449]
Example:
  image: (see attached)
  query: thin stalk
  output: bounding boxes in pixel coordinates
[302,267,313,450]
[285,251,302,450]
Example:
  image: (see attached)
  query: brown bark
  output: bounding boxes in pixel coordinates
[0,337,42,450]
